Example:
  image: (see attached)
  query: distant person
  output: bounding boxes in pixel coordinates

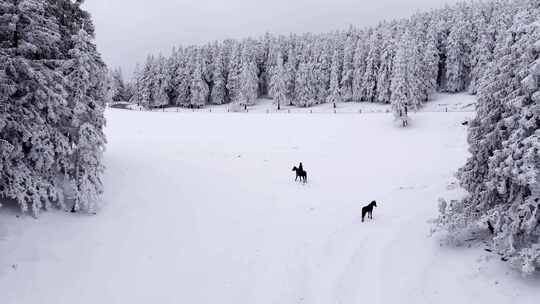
[298,162,304,172]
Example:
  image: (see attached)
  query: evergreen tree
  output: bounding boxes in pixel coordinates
[327,48,342,105]
[210,45,226,105]
[269,51,288,109]
[436,2,540,274]
[239,45,259,106]
[226,44,242,103]
[390,31,410,122]
[377,24,396,104]
[352,35,368,101]
[190,49,209,107]
[362,30,381,102]
[63,29,107,212]
[444,7,473,92]
[0,0,106,215]
[340,35,355,102]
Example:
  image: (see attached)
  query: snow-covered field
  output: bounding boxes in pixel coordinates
[1,97,539,303]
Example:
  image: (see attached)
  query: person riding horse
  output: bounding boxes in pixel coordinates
[292,162,307,183]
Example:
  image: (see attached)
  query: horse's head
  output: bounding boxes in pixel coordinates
[292,166,298,172]
[371,201,377,208]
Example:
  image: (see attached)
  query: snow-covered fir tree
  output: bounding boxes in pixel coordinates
[0,0,107,216]
[190,49,209,107]
[226,44,242,103]
[238,45,259,106]
[269,51,288,109]
[210,45,227,105]
[435,0,540,274]
[327,48,343,105]
[340,35,356,102]
[390,30,411,123]
[376,23,396,104]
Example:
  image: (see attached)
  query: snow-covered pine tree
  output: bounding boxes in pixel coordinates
[163,47,180,106]
[327,48,342,105]
[422,24,440,100]
[210,44,227,105]
[149,55,169,108]
[0,0,68,215]
[226,43,242,103]
[238,44,259,106]
[362,29,381,102]
[352,34,368,102]
[390,30,410,124]
[315,37,332,103]
[436,1,540,274]
[110,67,128,102]
[190,49,209,107]
[129,63,143,104]
[139,55,156,108]
[63,29,107,212]
[408,21,428,107]
[174,46,193,107]
[0,0,107,215]
[269,51,288,109]
[340,35,355,102]
[444,5,473,93]
[376,23,396,104]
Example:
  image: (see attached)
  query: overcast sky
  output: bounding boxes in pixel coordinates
[83,0,461,77]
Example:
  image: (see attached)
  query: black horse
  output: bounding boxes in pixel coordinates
[292,166,307,183]
[362,201,377,222]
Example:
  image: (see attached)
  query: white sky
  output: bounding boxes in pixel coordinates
[83,0,463,77]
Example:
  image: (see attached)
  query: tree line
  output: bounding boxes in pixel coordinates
[117,0,518,119]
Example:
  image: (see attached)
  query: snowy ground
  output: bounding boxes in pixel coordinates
[1,96,539,304]
[120,92,477,114]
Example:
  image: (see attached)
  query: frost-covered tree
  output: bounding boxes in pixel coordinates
[210,45,226,105]
[362,29,381,102]
[284,44,298,105]
[190,49,209,107]
[352,36,368,101]
[269,51,288,109]
[294,61,318,107]
[63,29,107,212]
[444,6,474,92]
[340,35,355,102]
[390,31,410,123]
[238,45,259,106]
[174,47,193,106]
[110,67,129,102]
[422,25,440,99]
[327,48,342,105]
[149,55,169,108]
[138,55,156,108]
[226,44,242,103]
[377,23,396,103]
[0,0,107,215]
[435,2,540,274]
